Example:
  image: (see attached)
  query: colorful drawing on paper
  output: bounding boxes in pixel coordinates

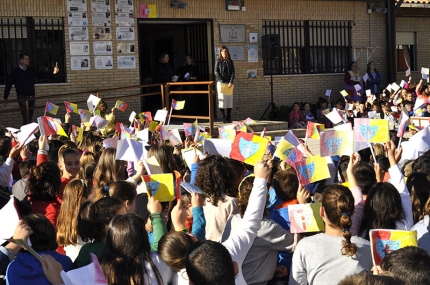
[45,102,59,115]
[370,229,417,266]
[320,130,354,156]
[64,102,79,114]
[288,203,324,233]
[274,139,294,161]
[354,118,389,143]
[115,100,128,112]
[171,99,185,110]
[306,122,325,139]
[230,132,268,165]
[284,131,301,147]
[293,156,330,185]
[143,173,175,202]
[218,124,236,143]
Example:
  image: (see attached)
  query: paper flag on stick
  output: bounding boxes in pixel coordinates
[421,67,429,75]
[293,156,331,185]
[91,115,109,129]
[340,90,349,97]
[370,229,417,266]
[218,124,236,143]
[183,121,197,137]
[230,132,269,166]
[138,112,152,123]
[284,131,301,147]
[76,126,83,142]
[166,129,182,146]
[154,109,168,122]
[306,122,325,139]
[288,203,324,233]
[143,174,175,202]
[79,109,92,123]
[325,89,331,97]
[115,139,143,162]
[0,196,20,244]
[64,102,79,114]
[37,116,68,137]
[114,100,128,112]
[171,99,185,110]
[45,102,59,115]
[397,111,410,138]
[325,109,344,125]
[320,130,354,156]
[274,138,294,160]
[405,68,411,77]
[87,94,101,112]
[354,84,361,92]
[354,118,389,143]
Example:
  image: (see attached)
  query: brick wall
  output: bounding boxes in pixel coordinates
[0,0,393,126]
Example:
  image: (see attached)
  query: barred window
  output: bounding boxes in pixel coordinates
[262,20,352,75]
[0,17,66,85]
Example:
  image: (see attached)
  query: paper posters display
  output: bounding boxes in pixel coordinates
[70,42,90,55]
[68,0,87,12]
[117,55,136,68]
[69,27,89,41]
[91,0,110,12]
[247,45,258,63]
[68,12,88,26]
[115,0,134,13]
[0,196,20,244]
[116,27,134,40]
[288,203,324,233]
[115,12,134,27]
[117,42,135,54]
[93,41,113,55]
[92,12,111,26]
[95,56,113,69]
[93,27,112,40]
[70,56,90,70]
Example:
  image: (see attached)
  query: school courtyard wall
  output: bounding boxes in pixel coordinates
[0,0,392,127]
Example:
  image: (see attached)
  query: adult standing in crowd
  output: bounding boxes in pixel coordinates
[215,46,235,123]
[344,61,364,102]
[365,61,382,98]
[4,53,59,125]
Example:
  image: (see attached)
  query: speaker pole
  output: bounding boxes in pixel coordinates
[260,59,277,120]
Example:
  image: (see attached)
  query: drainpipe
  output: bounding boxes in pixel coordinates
[386,0,396,83]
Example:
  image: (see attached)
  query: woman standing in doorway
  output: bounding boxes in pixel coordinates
[215,46,235,123]
[155,52,173,84]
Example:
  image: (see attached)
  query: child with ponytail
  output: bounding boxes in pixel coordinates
[289,155,372,285]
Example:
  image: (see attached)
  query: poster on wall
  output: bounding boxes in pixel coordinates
[91,0,110,12]
[139,4,156,18]
[92,12,111,26]
[68,0,87,11]
[115,12,134,27]
[70,42,90,55]
[227,46,245,60]
[248,45,258,62]
[116,27,134,40]
[115,0,134,13]
[69,27,89,41]
[71,56,90,70]
[94,41,113,55]
[118,56,136,69]
[93,27,112,40]
[95,56,114,69]
[68,12,88,26]
[117,42,135,54]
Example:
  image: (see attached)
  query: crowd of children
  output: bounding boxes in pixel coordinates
[1,76,430,285]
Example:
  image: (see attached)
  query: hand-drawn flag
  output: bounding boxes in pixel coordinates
[293,156,330,185]
[171,99,185,110]
[320,130,354,156]
[284,131,301,147]
[143,173,175,202]
[354,118,389,143]
[397,111,410,138]
[37,116,68,137]
[288,203,324,233]
[230,131,269,166]
[114,100,128,112]
[138,112,152,123]
[166,129,182,146]
[218,124,236,143]
[306,122,325,139]
[370,229,417,266]
[79,109,92,123]
[45,102,59,115]
[184,119,198,136]
[64,102,79,114]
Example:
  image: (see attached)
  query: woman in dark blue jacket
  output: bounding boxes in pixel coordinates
[365,61,382,98]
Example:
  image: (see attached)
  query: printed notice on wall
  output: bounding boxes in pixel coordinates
[227,46,245,60]
[115,12,134,27]
[92,12,111,26]
[117,42,135,54]
[220,25,246,43]
[115,0,134,13]
[95,56,114,69]
[69,27,89,41]
[68,0,87,12]
[68,12,88,26]
[71,56,90,71]
[91,0,110,12]
[118,56,136,69]
[94,41,113,55]
[116,27,134,40]
[248,45,258,62]
[93,27,112,40]
[70,42,90,55]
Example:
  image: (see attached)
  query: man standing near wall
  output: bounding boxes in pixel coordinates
[4,53,59,125]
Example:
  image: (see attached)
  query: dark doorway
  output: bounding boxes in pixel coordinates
[137,19,214,118]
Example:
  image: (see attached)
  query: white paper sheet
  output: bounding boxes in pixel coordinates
[203,139,232,157]
[115,139,143,162]
[0,196,20,244]
[154,109,168,122]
